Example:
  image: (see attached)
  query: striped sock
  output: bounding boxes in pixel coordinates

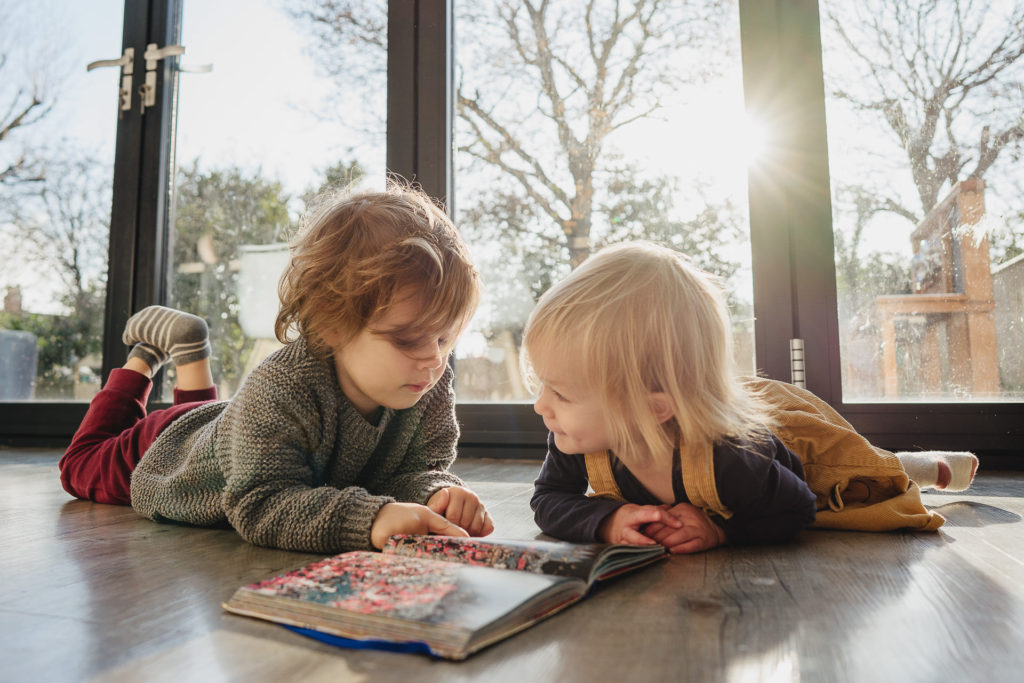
[127,342,169,371]
[123,306,211,367]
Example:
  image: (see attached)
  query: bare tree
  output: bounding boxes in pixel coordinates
[0,71,50,186]
[2,152,110,310]
[0,151,109,398]
[285,0,387,138]
[456,0,727,266]
[286,0,731,266]
[286,1,746,398]
[990,174,1024,262]
[826,0,1024,224]
[0,0,58,190]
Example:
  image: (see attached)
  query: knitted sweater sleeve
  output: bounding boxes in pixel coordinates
[218,360,394,554]
[378,364,466,503]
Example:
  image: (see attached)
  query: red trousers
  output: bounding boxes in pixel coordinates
[59,368,218,505]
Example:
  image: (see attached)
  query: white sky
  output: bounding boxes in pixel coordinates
[0,0,804,334]
[2,0,381,313]
[174,0,386,199]
[10,0,382,200]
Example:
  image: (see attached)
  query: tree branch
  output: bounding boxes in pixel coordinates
[0,92,47,141]
[457,90,572,211]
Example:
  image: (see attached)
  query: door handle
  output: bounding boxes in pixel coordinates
[139,43,186,113]
[86,47,135,115]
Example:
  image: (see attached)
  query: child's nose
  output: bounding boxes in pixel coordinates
[533,391,550,417]
[416,346,445,370]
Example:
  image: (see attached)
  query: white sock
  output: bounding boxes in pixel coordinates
[896,451,978,491]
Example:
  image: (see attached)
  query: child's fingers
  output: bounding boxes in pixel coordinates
[650,527,691,549]
[465,506,493,536]
[643,522,675,542]
[668,536,711,554]
[620,527,658,545]
[661,504,703,525]
[427,487,449,514]
[442,488,490,534]
[426,510,468,537]
[631,507,682,528]
[479,510,495,536]
[643,507,684,528]
[459,503,480,534]
[475,507,492,535]
[660,522,724,553]
[445,492,467,527]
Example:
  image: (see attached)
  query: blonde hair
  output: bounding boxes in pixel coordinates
[522,241,772,462]
[275,181,480,356]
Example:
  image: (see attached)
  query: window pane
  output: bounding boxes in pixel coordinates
[166,0,387,399]
[453,0,756,401]
[821,1,1024,402]
[0,0,121,401]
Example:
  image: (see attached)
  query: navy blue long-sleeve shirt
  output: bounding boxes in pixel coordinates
[531,433,817,546]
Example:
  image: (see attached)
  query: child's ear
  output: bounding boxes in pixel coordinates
[648,392,675,424]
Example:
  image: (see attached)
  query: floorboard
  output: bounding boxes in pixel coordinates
[2,447,1023,683]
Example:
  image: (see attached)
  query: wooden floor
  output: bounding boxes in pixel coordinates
[3,448,1024,683]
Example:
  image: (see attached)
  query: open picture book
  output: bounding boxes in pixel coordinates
[222,534,667,660]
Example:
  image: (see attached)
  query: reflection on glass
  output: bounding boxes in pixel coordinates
[167,0,386,399]
[0,0,121,401]
[453,0,755,401]
[821,0,1024,402]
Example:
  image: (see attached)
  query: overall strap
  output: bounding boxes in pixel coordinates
[680,441,733,519]
[585,446,731,517]
[584,451,627,502]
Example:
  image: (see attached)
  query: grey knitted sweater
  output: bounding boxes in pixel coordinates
[130,338,466,554]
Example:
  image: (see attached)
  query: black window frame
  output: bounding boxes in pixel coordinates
[1,0,180,445]
[3,0,1021,467]
[741,0,1023,466]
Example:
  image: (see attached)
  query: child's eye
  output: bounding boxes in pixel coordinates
[391,335,453,359]
[392,334,450,351]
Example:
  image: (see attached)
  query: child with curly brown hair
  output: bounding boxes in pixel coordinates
[60,183,494,553]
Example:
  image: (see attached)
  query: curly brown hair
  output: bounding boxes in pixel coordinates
[275,182,480,358]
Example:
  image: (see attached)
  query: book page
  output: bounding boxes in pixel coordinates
[384,535,608,582]
[232,551,572,634]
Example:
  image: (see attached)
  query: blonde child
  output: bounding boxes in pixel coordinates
[59,184,494,554]
[524,241,977,553]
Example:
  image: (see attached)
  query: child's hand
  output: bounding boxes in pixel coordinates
[370,502,468,550]
[643,502,726,554]
[598,503,683,545]
[427,486,495,537]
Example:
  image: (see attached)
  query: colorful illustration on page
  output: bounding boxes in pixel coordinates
[386,535,597,580]
[248,553,460,622]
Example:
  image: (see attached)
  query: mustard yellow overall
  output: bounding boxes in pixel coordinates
[584,378,943,531]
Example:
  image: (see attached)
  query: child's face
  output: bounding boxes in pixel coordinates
[531,357,611,455]
[327,295,461,419]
